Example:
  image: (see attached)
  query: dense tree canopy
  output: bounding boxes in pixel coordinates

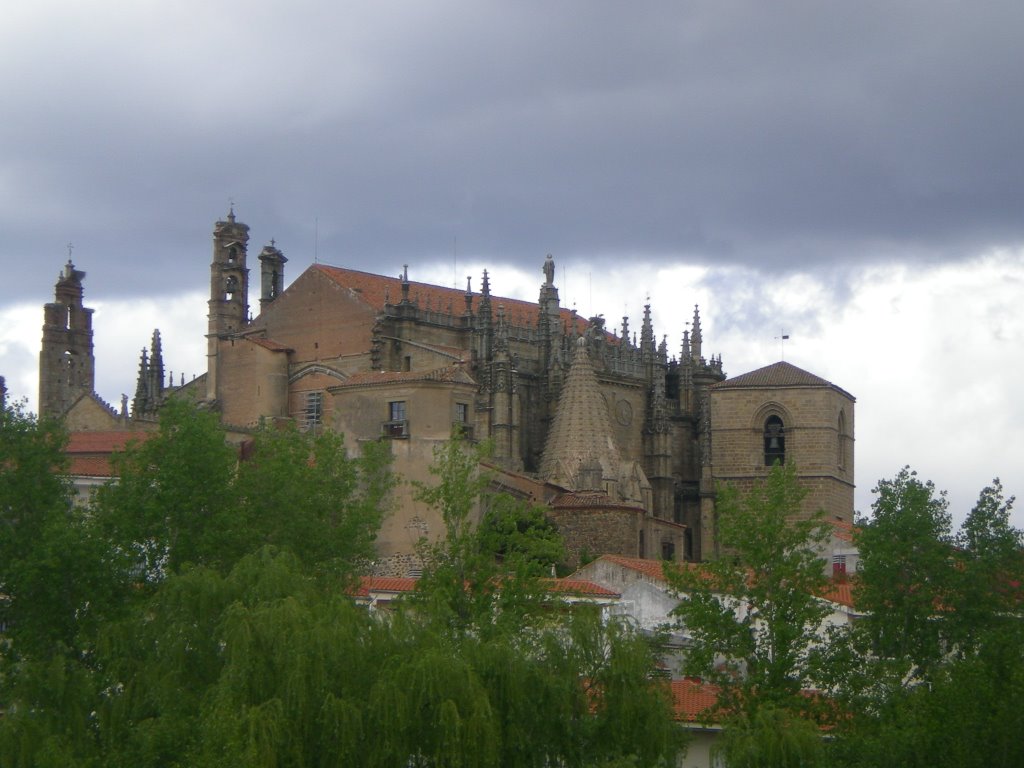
[0,402,681,768]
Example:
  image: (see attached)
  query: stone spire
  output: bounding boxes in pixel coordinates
[691,305,703,361]
[539,337,621,489]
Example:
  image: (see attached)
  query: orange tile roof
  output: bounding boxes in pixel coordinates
[670,678,721,723]
[314,264,592,334]
[66,430,151,453]
[827,518,858,543]
[352,576,420,597]
[819,577,857,609]
[596,554,679,582]
[544,578,620,597]
[67,456,117,478]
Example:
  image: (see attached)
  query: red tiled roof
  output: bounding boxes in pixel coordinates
[670,678,721,723]
[596,554,677,582]
[314,264,592,334]
[819,578,857,609]
[544,578,620,597]
[827,518,858,543]
[67,456,117,478]
[352,576,420,597]
[66,430,151,453]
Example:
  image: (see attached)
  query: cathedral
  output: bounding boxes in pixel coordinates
[39,210,856,573]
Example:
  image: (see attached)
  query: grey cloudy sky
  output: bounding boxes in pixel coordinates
[2,1,1022,525]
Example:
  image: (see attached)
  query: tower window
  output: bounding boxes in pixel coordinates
[764,415,785,466]
[837,411,847,469]
[228,246,238,264]
[304,391,323,431]
[383,401,408,438]
[225,275,239,300]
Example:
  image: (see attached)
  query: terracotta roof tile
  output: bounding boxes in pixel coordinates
[670,678,721,723]
[544,578,621,597]
[827,518,858,543]
[66,431,151,453]
[314,264,592,334]
[714,361,854,400]
[352,576,419,597]
[595,554,672,582]
[67,456,117,478]
[819,578,857,609]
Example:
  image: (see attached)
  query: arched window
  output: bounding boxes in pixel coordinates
[837,411,847,469]
[764,415,785,466]
[225,275,239,300]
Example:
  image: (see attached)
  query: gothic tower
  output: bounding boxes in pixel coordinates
[39,261,95,419]
[258,240,287,313]
[206,208,250,403]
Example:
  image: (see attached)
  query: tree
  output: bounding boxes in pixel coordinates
[476,493,565,576]
[94,400,393,581]
[667,462,832,719]
[829,471,1024,768]
[852,466,956,677]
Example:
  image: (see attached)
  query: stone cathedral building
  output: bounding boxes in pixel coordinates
[39,210,856,573]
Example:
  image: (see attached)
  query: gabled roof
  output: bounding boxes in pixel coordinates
[598,554,674,582]
[313,263,590,333]
[713,361,854,400]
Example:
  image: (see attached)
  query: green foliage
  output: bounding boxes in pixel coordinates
[93,399,239,577]
[94,400,392,581]
[2,410,677,768]
[829,469,1024,767]
[712,706,826,768]
[668,463,831,718]
[477,494,565,576]
[853,467,956,676]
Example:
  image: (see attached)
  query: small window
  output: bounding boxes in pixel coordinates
[661,540,675,562]
[638,530,645,559]
[764,415,785,466]
[832,554,847,578]
[455,403,468,423]
[837,411,847,469]
[384,401,408,438]
[304,391,323,430]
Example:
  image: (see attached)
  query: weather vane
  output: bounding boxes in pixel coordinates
[774,329,791,360]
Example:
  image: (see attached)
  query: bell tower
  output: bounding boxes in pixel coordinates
[39,260,95,419]
[206,208,250,403]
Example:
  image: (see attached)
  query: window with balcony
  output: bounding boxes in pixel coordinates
[383,400,408,438]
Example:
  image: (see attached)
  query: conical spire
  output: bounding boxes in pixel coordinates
[539,338,621,489]
[691,305,703,361]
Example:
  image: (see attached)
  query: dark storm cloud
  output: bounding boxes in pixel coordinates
[4,1,1024,303]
